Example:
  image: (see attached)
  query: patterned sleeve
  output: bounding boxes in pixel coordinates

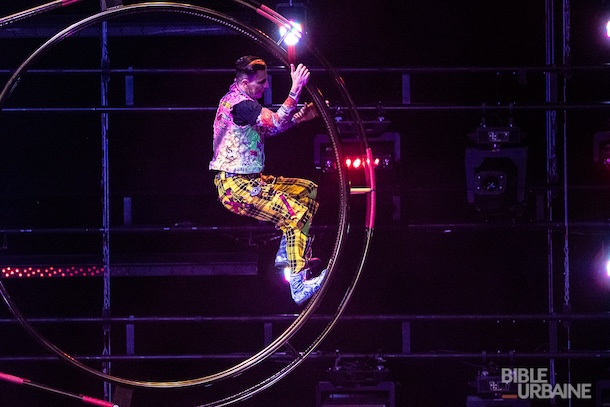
[259,96,299,137]
[233,97,298,137]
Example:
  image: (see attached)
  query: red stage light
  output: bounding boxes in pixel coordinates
[344,155,387,170]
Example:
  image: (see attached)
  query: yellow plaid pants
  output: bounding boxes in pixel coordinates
[214,172,319,273]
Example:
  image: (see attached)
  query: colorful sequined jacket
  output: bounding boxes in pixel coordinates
[209,82,298,174]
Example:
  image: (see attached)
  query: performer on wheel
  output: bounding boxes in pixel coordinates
[209,55,326,305]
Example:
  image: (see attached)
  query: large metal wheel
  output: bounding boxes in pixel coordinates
[0,2,374,405]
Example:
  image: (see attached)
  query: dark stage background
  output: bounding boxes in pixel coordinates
[1,1,610,406]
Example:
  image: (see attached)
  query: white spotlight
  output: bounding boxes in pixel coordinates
[279,21,302,46]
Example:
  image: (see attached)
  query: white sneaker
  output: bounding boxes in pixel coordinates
[289,268,327,305]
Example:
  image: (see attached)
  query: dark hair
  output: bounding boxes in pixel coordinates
[235,55,267,79]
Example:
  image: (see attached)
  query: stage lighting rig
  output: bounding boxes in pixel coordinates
[474,126,521,146]
[325,349,390,387]
[313,104,400,222]
[313,123,398,172]
[467,366,524,407]
[314,103,396,173]
[276,1,306,61]
[316,350,395,406]
[465,123,528,217]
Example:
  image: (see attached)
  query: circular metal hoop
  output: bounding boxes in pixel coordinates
[0,2,372,404]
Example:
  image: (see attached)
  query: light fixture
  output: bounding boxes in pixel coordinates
[314,132,399,173]
[278,21,302,46]
[465,125,528,216]
[276,2,306,48]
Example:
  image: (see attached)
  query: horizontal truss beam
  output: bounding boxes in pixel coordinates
[3,104,610,113]
[0,313,608,323]
[0,351,608,363]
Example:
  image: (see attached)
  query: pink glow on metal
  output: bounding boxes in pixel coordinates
[364,148,376,229]
[0,371,26,385]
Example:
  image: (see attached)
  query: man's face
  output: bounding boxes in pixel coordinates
[243,69,269,99]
